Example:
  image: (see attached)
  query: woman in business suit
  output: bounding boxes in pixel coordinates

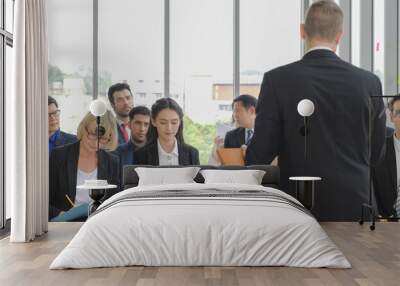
[49,110,120,219]
[134,98,199,166]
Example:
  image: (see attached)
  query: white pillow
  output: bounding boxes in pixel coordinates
[135,167,201,186]
[200,169,266,185]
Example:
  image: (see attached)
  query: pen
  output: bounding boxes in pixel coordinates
[65,194,75,208]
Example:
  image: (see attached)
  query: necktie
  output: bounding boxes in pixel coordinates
[120,123,129,143]
[246,129,254,145]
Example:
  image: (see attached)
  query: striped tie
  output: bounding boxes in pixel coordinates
[245,129,254,145]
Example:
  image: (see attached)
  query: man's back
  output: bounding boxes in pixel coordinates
[246,49,386,221]
[224,127,245,148]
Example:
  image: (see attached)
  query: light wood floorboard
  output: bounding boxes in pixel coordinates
[0,222,399,286]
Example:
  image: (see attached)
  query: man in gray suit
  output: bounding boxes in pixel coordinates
[245,0,386,221]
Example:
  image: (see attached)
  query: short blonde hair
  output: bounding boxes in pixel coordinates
[77,110,118,151]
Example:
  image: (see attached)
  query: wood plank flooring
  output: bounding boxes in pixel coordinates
[0,222,399,286]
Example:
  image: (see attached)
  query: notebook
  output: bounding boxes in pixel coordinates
[51,203,89,222]
[216,148,245,166]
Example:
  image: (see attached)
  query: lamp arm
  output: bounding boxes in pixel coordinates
[96,116,100,153]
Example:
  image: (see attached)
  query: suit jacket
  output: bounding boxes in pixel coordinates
[245,49,386,221]
[372,136,397,217]
[134,141,200,166]
[114,141,136,167]
[114,141,136,184]
[386,126,394,137]
[49,141,120,219]
[55,131,78,148]
[224,127,245,148]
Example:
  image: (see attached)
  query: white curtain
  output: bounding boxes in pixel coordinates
[8,0,49,242]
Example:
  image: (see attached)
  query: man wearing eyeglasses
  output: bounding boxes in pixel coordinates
[48,96,77,155]
[373,96,400,218]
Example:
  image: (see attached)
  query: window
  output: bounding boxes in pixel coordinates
[48,0,399,166]
[351,0,361,67]
[1,0,14,229]
[48,0,93,134]
[373,0,385,93]
[5,0,14,33]
[240,0,301,96]
[98,0,164,108]
[0,37,3,229]
[5,44,11,220]
[170,0,234,163]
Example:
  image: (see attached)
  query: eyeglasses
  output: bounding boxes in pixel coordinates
[48,110,61,118]
[85,127,111,142]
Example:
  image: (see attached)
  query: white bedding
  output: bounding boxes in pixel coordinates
[50,183,351,269]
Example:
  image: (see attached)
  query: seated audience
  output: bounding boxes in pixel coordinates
[134,98,199,166]
[114,106,151,168]
[224,94,257,148]
[108,82,134,145]
[49,110,120,220]
[373,96,400,217]
[48,96,77,155]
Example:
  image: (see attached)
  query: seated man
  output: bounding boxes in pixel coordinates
[224,94,257,148]
[114,106,151,167]
[48,96,77,155]
[373,96,400,217]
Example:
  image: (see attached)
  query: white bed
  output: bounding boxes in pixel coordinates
[50,183,351,269]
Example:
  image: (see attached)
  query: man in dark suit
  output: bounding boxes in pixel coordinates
[107,83,134,145]
[373,96,400,217]
[48,96,77,155]
[224,94,257,148]
[114,106,151,168]
[245,0,386,221]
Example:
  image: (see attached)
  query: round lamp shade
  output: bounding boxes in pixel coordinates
[297,99,315,117]
[89,99,107,117]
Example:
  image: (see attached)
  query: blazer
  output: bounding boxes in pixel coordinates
[134,141,200,166]
[49,141,120,219]
[245,49,386,221]
[55,131,78,148]
[114,141,136,167]
[386,126,394,137]
[372,136,397,217]
[224,127,245,148]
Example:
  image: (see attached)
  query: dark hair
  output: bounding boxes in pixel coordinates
[107,83,132,105]
[48,96,58,108]
[232,94,258,109]
[147,98,185,144]
[129,105,151,121]
[388,95,400,113]
[305,0,343,42]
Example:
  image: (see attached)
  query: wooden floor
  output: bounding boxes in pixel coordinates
[0,222,399,286]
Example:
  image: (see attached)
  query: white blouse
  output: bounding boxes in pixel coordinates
[157,139,179,166]
[75,168,97,205]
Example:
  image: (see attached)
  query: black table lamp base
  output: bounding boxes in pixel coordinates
[88,189,106,216]
[294,180,315,210]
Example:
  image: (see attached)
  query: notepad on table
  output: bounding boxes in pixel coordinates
[51,203,89,222]
[217,148,245,166]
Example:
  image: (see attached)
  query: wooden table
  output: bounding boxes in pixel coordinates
[0,222,399,286]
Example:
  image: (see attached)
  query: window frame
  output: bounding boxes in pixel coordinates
[1,0,14,231]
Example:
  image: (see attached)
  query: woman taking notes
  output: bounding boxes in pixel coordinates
[49,110,120,220]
